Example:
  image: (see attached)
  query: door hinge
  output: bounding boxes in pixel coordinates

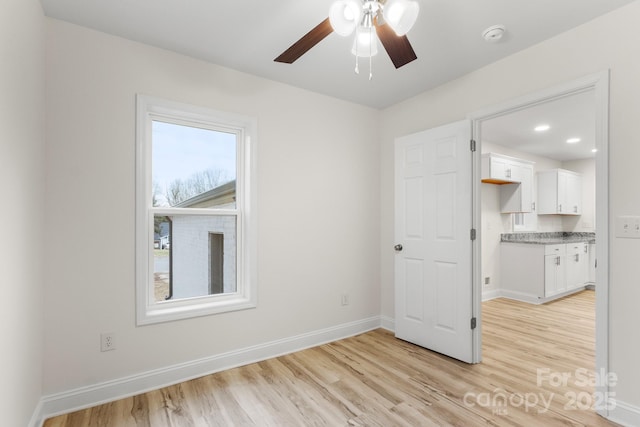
[471,317,477,329]
[470,139,476,152]
[470,228,476,240]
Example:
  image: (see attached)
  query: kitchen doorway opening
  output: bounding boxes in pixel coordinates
[469,71,610,417]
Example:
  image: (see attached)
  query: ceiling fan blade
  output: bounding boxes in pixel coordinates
[274,18,334,64]
[375,20,417,69]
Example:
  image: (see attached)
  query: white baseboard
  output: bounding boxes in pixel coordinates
[31,316,382,427]
[609,399,640,427]
[380,315,395,332]
[28,399,43,427]
[498,289,544,305]
[482,289,501,301]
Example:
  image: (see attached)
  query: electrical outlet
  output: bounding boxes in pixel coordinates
[484,277,490,286]
[101,333,116,352]
[341,293,350,306]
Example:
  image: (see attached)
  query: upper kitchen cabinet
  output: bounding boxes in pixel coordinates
[481,153,535,213]
[482,153,523,184]
[537,169,582,215]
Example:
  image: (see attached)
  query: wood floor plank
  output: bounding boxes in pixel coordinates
[44,290,619,426]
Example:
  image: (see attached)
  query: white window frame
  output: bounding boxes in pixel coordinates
[135,95,257,325]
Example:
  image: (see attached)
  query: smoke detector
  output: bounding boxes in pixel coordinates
[482,25,506,42]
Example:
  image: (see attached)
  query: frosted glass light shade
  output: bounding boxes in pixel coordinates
[383,0,419,36]
[329,0,361,36]
[351,27,379,57]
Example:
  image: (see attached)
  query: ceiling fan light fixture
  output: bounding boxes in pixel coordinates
[329,0,361,36]
[351,26,379,56]
[383,0,419,36]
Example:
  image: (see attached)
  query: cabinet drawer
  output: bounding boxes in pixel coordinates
[545,244,566,256]
[567,242,588,255]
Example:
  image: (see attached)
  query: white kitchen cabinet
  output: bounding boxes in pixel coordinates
[481,153,534,183]
[537,169,582,215]
[482,153,517,183]
[481,153,535,213]
[500,162,534,213]
[544,244,566,297]
[565,242,589,290]
[588,243,596,284]
[501,242,587,303]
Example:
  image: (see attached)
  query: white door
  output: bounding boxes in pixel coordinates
[394,120,475,363]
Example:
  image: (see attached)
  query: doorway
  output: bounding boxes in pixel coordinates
[469,71,610,417]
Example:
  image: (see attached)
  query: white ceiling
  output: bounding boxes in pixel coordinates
[39,0,634,109]
[481,90,596,161]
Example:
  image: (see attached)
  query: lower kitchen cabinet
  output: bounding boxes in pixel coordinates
[588,243,596,285]
[501,242,589,303]
[544,246,566,297]
[565,242,589,290]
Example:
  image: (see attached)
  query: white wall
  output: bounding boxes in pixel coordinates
[44,19,381,395]
[0,0,45,425]
[479,182,505,296]
[380,0,640,412]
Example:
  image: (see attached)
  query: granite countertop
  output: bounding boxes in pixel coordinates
[501,232,595,245]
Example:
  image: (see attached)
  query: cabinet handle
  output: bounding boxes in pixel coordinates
[532,202,536,211]
[506,169,511,178]
[575,254,579,262]
[559,204,562,212]
[574,206,578,213]
[557,256,561,266]
[584,245,588,253]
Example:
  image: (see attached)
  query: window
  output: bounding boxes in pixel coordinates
[136,95,257,325]
[512,212,537,231]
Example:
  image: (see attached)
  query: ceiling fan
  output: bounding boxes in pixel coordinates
[274,0,419,76]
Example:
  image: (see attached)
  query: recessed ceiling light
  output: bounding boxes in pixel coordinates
[566,137,581,144]
[534,124,550,132]
[592,148,598,153]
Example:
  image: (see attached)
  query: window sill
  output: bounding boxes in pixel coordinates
[137,293,256,325]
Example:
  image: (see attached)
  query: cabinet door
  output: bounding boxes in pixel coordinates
[566,243,588,289]
[491,157,509,180]
[518,164,533,212]
[537,171,559,214]
[500,164,533,213]
[557,172,568,214]
[544,255,560,297]
[588,243,596,283]
[565,173,582,214]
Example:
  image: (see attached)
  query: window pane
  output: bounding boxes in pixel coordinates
[153,216,172,302]
[153,214,237,303]
[152,121,237,209]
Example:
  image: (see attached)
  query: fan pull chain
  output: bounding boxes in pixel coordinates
[369,28,373,80]
[354,32,360,75]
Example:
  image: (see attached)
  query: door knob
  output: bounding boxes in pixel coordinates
[394,244,403,252]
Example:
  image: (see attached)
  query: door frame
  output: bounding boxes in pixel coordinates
[467,71,610,417]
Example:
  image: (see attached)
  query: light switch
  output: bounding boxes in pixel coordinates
[615,215,640,238]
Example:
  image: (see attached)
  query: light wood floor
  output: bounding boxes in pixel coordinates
[45,290,618,426]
